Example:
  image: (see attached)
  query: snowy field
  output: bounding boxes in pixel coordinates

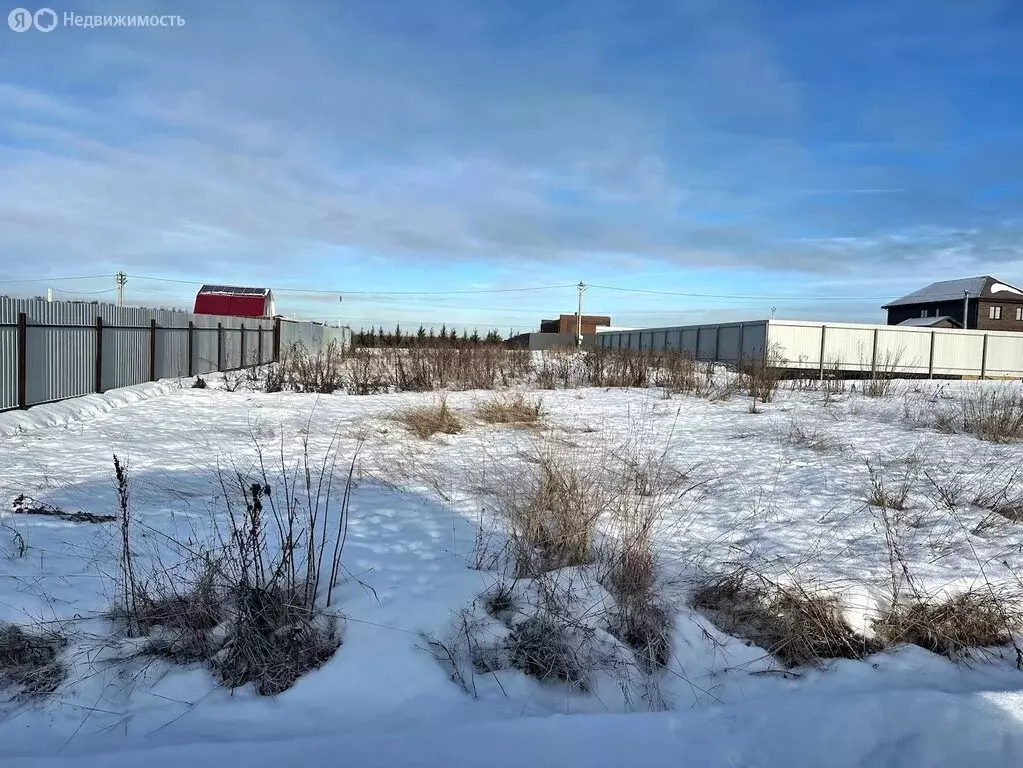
[1,365,1023,767]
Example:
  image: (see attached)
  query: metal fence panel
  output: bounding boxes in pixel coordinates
[986,335,1023,377]
[191,328,220,375]
[26,326,96,405]
[0,297,331,410]
[931,331,984,377]
[0,325,16,410]
[104,328,149,391]
[157,328,190,380]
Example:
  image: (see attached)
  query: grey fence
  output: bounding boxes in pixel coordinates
[597,321,768,365]
[0,299,349,411]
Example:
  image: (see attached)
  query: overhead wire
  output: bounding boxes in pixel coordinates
[0,274,115,283]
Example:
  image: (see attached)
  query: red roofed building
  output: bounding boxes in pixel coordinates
[193,285,276,319]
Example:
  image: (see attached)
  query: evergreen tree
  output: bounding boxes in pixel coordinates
[485,329,502,345]
[417,326,427,344]
[428,327,436,345]
[394,323,402,346]
[470,328,481,344]
[449,327,459,342]
[439,324,448,344]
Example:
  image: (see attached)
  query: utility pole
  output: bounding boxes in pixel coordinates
[963,289,970,330]
[338,294,343,328]
[771,306,777,320]
[115,271,127,307]
[576,281,586,346]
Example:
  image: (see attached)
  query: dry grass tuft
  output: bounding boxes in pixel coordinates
[0,623,68,698]
[507,449,601,577]
[866,459,915,511]
[693,569,881,667]
[609,601,672,673]
[873,591,1020,660]
[215,584,341,696]
[507,616,590,688]
[474,393,545,427]
[935,389,1023,443]
[395,400,465,439]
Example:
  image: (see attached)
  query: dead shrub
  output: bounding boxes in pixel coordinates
[866,458,916,511]
[129,557,224,662]
[482,582,518,622]
[536,352,575,390]
[0,623,68,698]
[693,569,881,667]
[507,616,590,688]
[192,376,208,389]
[741,359,782,404]
[474,393,545,427]
[973,471,1023,523]
[282,341,347,394]
[506,449,601,577]
[873,591,1020,660]
[608,601,672,673]
[115,436,359,695]
[395,400,465,439]
[936,389,1023,443]
[653,351,699,396]
[787,418,842,453]
[583,347,652,389]
[215,584,341,695]
[862,350,904,398]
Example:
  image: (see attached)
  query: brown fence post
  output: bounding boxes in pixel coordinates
[16,312,27,409]
[818,325,827,381]
[273,317,282,361]
[928,331,936,379]
[240,323,246,369]
[217,323,224,371]
[981,334,989,379]
[257,324,264,364]
[149,319,157,382]
[187,321,194,377]
[95,316,104,394]
[870,328,879,378]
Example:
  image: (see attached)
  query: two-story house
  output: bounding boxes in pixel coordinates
[883,276,1023,331]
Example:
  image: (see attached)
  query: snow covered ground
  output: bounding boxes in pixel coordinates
[1,373,1022,766]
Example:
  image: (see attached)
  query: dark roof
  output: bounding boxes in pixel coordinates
[897,316,961,328]
[883,277,990,308]
[197,285,271,297]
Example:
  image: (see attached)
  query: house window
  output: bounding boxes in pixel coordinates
[920,309,929,318]
[990,306,1002,320]
[1017,307,1023,322]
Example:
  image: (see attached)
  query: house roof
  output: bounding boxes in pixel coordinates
[897,316,961,328]
[883,277,991,308]
[197,285,272,297]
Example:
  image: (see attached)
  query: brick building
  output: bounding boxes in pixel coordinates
[539,314,612,336]
[883,276,1023,332]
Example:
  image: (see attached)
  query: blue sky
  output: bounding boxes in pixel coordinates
[1,0,1022,332]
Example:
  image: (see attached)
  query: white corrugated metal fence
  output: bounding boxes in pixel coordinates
[597,319,1023,378]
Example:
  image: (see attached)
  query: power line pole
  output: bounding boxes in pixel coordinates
[338,294,343,328]
[576,281,586,347]
[115,271,127,306]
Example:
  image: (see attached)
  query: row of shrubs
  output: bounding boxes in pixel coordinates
[257,342,791,405]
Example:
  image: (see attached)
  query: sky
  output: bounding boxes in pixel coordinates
[1,0,1022,333]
